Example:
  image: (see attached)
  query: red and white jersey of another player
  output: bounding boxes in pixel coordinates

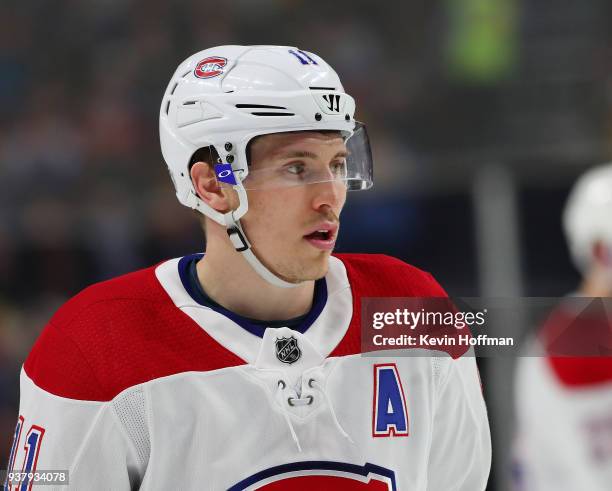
[8,254,491,490]
[514,300,612,490]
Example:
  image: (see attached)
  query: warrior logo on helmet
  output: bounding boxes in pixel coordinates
[194,56,227,79]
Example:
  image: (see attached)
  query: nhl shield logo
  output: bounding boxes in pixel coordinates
[275,336,301,364]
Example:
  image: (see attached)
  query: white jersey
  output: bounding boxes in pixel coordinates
[7,254,491,490]
[514,303,612,490]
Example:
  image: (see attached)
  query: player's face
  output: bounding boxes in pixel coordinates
[240,131,348,282]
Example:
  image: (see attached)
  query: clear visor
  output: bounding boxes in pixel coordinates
[232,122,373,191]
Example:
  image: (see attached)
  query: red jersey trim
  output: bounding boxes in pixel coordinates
[24,253,464,401]
[329,254,468,359]
[541,301,612,387]
[548,357,612,388]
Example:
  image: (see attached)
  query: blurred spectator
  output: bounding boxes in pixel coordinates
[514,164,612,490]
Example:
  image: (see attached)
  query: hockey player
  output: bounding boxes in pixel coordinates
[6,46,491,490]
[514,163,612,490]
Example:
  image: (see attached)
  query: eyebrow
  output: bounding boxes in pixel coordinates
[279,150,349,159]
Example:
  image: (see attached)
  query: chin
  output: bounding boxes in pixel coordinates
[306,250,332,277]
[307,263,329,281]
[278,255,330,283]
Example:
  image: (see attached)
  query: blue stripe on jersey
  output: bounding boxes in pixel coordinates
[177,254,328,338]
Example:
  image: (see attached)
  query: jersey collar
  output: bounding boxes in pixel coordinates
[176,253,327,337]
[155,254,353,364]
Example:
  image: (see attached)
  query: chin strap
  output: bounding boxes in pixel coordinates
[224,212,300,289]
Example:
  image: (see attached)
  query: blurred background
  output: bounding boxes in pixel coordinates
[2,0,612,489]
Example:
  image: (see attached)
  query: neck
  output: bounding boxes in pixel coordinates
[578,267,612,297]
[196,239,315,321]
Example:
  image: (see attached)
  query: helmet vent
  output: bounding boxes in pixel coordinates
[235,103,294,117]
[170,82,179,95]
[235,104,287,110]
[180,69,191,78]
[183,101,197,105]
[250,112,295,117]
[165,100,171,115]
[310,86,336,90]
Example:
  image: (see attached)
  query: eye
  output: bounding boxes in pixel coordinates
[285,162,305,175]
[331,160,347,176]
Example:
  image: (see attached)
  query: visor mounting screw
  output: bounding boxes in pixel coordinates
[224,142,233,151]
[345,114,350,121]
[226,155,234,163]
[315,112,322,121]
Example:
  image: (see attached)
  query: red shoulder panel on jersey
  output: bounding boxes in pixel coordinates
[330,254,468,359]
[548,357,612,387]
[541,301,612,387]
[24,264,245,402]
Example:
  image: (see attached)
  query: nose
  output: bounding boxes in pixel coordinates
[311,179,346,212]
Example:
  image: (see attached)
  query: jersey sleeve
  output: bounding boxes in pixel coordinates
[514,355,612,491]
[6,318,148,491]
[427,353,491,490]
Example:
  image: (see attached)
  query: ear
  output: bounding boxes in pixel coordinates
[592,240,611,266]
[190,161,235,213]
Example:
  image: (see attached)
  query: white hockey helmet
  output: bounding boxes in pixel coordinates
[563,163,612,272]
[159,45,373,287]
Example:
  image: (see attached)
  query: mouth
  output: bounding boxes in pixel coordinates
[303,223,338,251]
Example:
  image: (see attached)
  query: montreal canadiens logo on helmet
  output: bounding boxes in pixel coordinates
[194,56,227,79]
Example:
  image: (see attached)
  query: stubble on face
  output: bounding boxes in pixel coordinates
[245,193,340,282]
